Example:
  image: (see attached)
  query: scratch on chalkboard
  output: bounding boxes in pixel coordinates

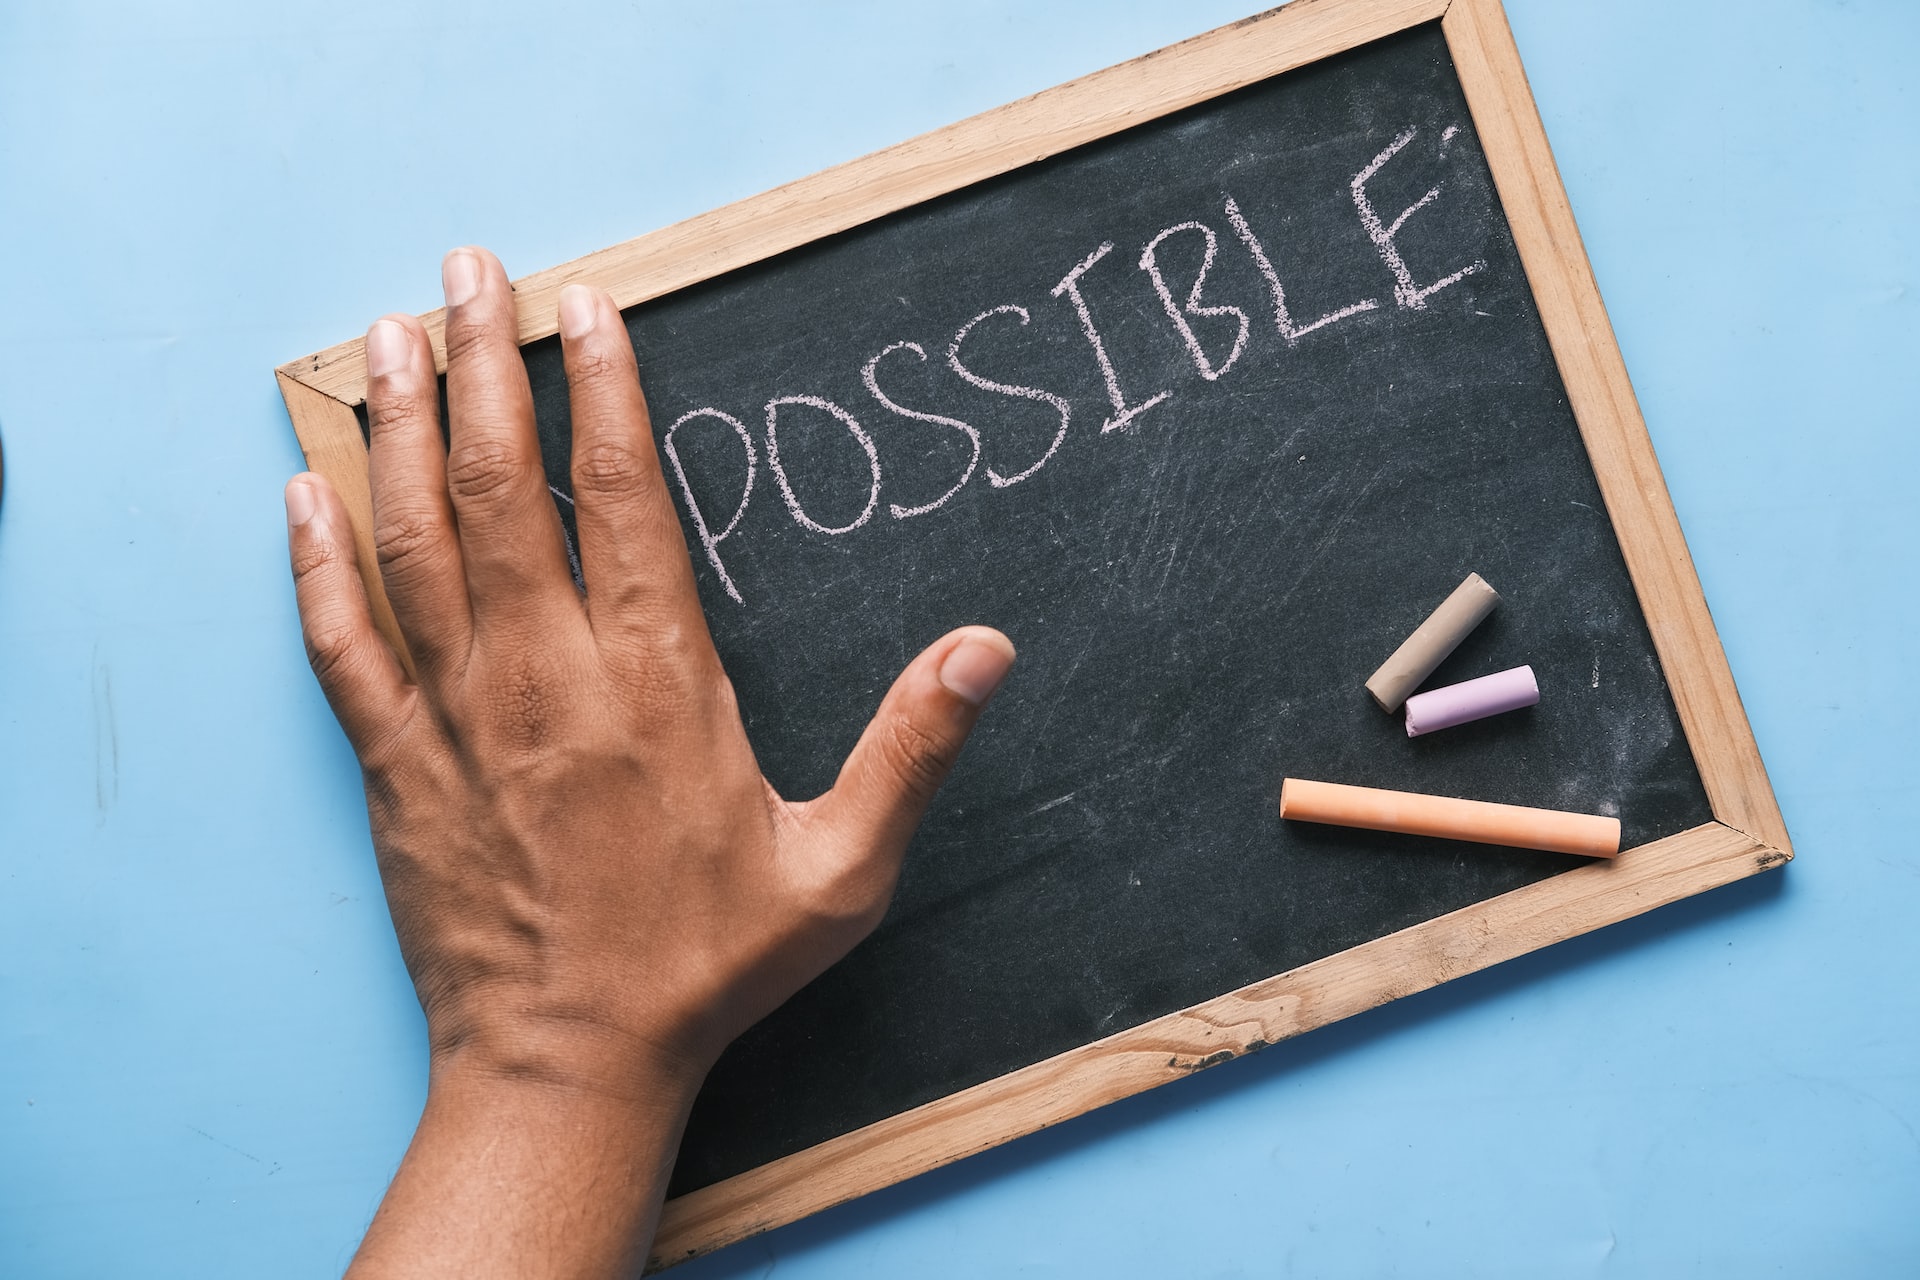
[1265,462,1389,616]
[1091,747,1180,794]
[1202,420,1312,605]
[1151,464,1203,596]
[1018,628,1100,787]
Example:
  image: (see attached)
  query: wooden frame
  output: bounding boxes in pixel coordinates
[277,0,1791,1268]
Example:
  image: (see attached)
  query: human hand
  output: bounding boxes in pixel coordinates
[285,246,1014,1276]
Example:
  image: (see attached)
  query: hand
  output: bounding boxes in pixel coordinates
[285,246,1014,1277]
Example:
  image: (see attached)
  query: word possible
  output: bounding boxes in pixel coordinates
[662,125,1484,604]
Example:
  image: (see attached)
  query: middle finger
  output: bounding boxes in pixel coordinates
[440,246,580,627]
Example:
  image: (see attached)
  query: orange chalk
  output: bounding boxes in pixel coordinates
[1279,778,1620,858]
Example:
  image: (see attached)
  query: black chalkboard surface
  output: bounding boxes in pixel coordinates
[284,0,1787,1262]
[509,22,1709,1194]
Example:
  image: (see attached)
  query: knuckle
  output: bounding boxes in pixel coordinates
[304,618,366,687]
[356,701,428,802]
[655,623,723,695]
[441,314,498,367]
[571,437,649,496]
[356,730,408,791]
[601,635,695,722]
[878,714,953,799]
[568,347,630,391]
[590,628,733,742]
[373,509,447,579]
[599,614,709,681]
[367,389,438,441]
[446,439,537,503]
[288,531,338,585]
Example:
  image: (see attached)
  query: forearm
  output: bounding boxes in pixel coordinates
[347,1055,702,1279]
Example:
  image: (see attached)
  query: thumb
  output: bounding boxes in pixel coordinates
[809,625,1016,865]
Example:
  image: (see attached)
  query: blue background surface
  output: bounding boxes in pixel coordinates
[1,1,1914,1275]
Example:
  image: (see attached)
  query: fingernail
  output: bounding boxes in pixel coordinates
[939,635,1015,706]
[366,318,407,378]
[442,249,481,307]
[558,284,598,340]
[285,476,318,528]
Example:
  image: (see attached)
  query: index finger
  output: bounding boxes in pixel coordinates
[555,285,708,641]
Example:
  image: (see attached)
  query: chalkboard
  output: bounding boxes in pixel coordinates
[281,0,1789,1266]
[522,20,1702,1191]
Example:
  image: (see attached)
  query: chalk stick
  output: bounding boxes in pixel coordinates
[1365,573,1500,712]
[1279,778,1620,858]
[1404,665,1539,737]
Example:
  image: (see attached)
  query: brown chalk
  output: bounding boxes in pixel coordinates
[1279,778,1621,858]
[1365,573,1500,712]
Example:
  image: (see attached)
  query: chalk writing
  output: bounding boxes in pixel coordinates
[1351,126,1486,310]
[764,394,882,536]
[1139,221,1249,381]
[1223,195,1378,344]
[863,340,979,518]
[651,123,1488,603]
[946,304,1074,488]
[1051,242,1174,433]
[662,407,757,604]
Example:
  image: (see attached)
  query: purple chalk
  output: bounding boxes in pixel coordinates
[1404,665,1539,737]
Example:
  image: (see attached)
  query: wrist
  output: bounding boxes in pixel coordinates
[354,1022,704,1279]
[425,1012,713,1120]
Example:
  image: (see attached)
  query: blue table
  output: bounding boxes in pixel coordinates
[2,3,1914,1275]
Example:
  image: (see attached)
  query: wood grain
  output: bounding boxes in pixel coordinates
[650,820,1773,1269]
[276,0,1448,407]
[1441,0,1790,856]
